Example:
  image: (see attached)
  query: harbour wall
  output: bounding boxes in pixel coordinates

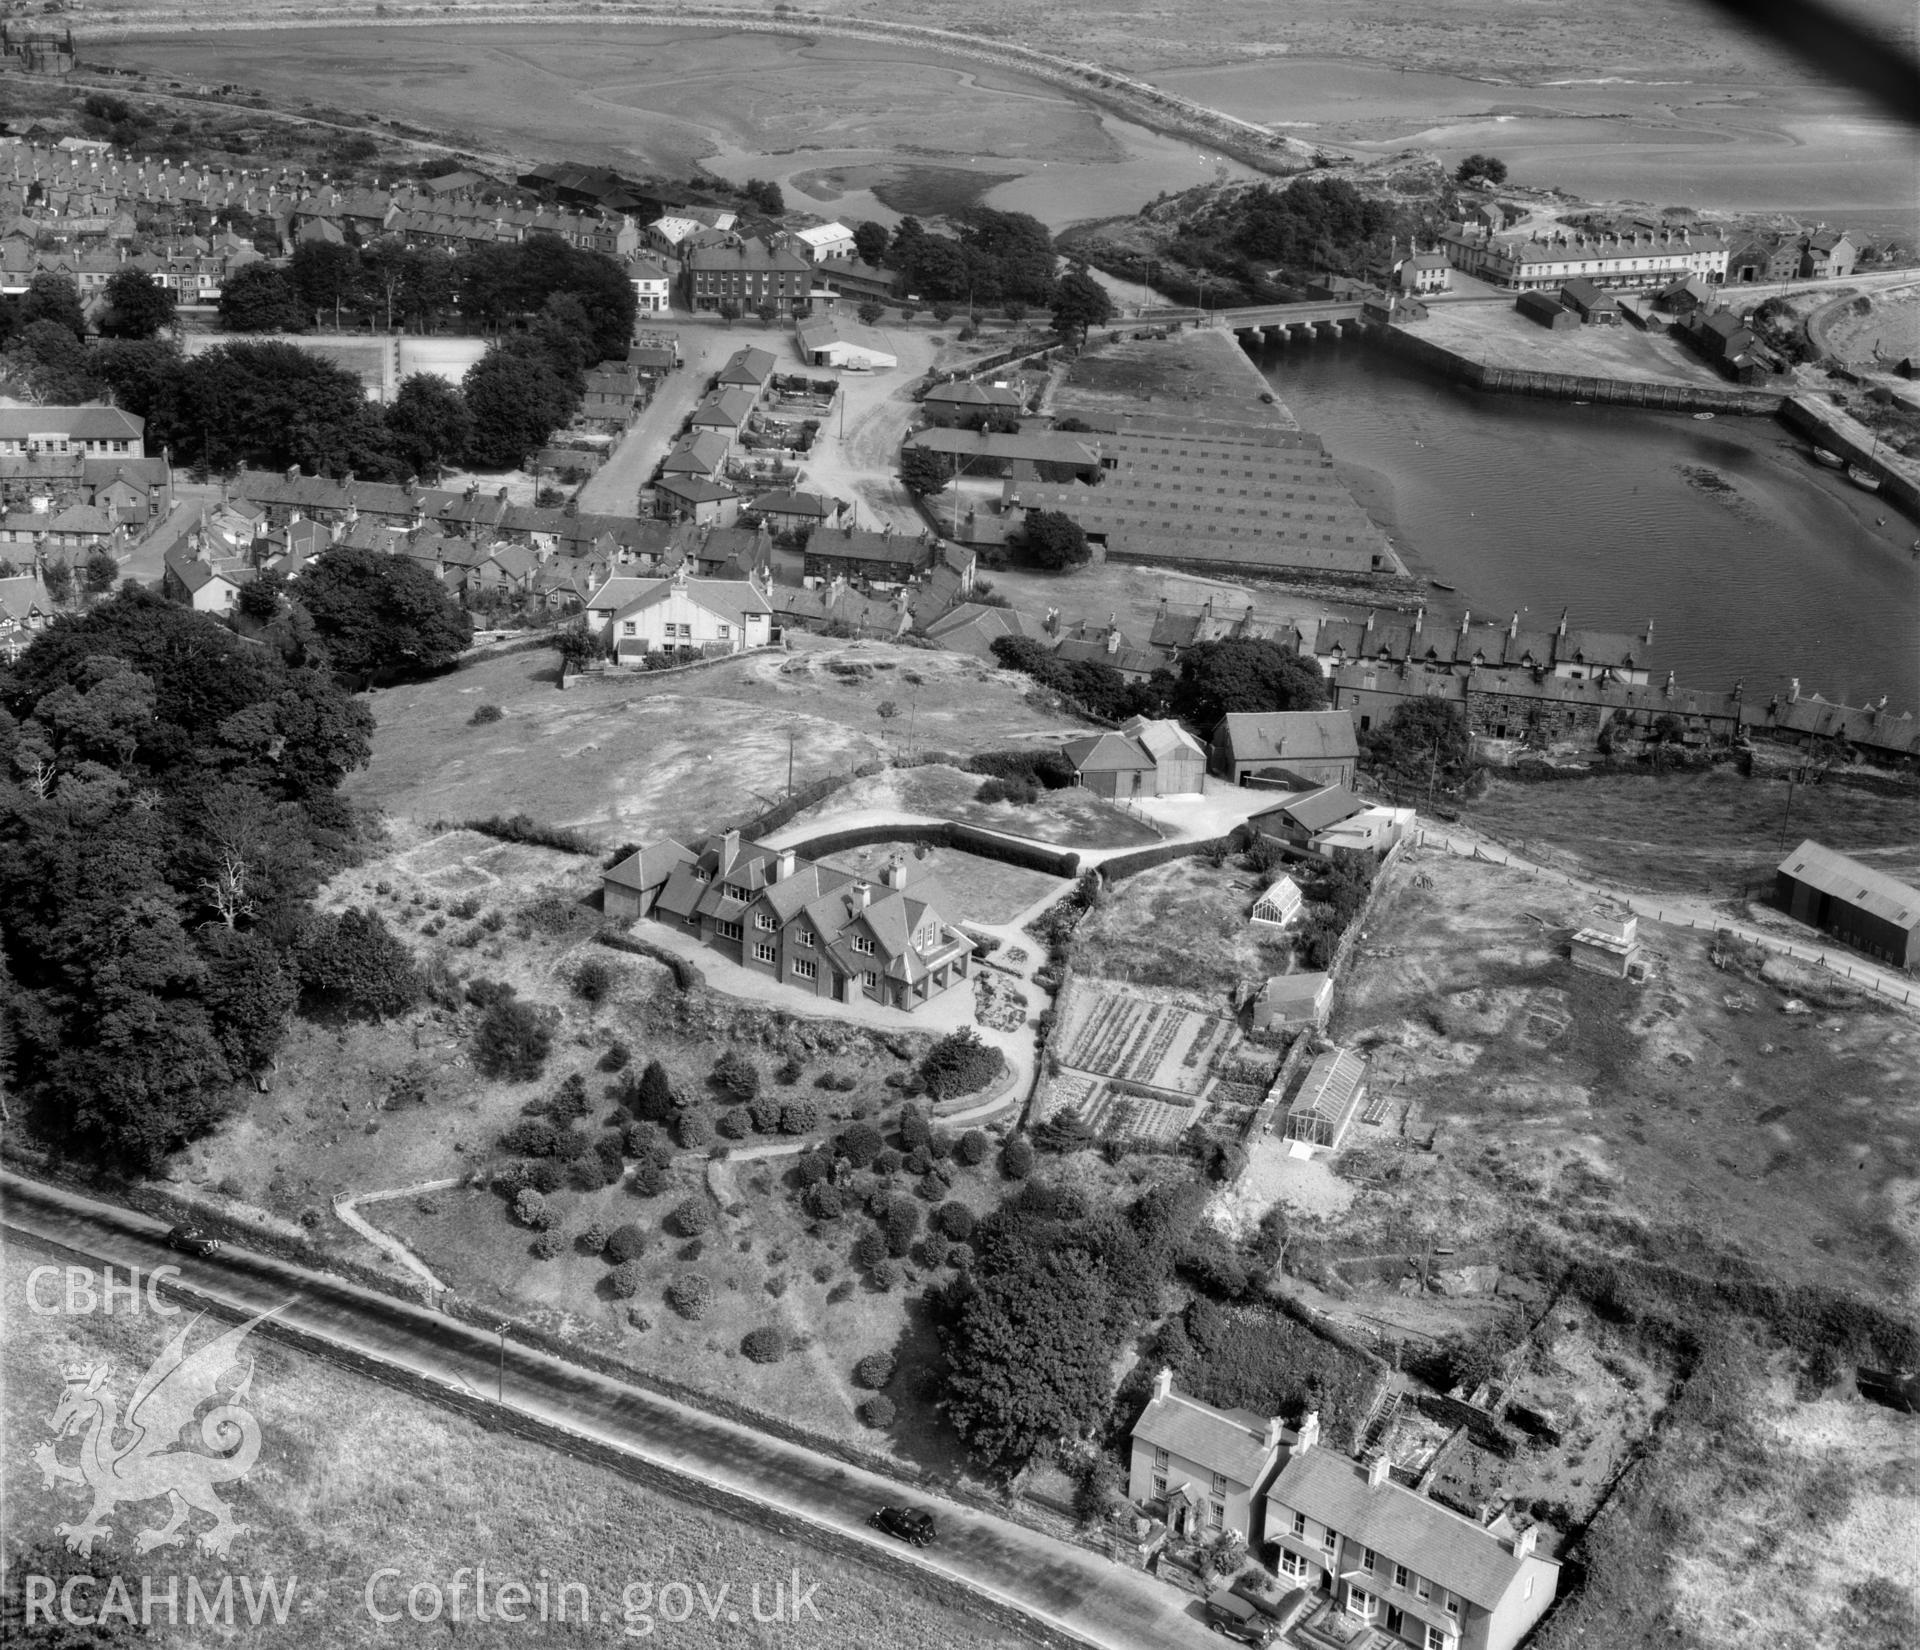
[1779,396,1920,518]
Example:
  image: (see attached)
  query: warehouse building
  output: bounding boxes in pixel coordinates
[1774,840,1920,969]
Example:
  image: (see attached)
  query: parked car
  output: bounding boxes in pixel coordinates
[1203,1589,1277,1645]
[1231,1582,1310,1628]
[868,1506,936,1548]
[165,1224,222,1258]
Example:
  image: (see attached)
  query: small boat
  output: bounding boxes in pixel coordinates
[1428,579,1457,592]
[1692,411,1715,421]
[1811,447,1845,468]
[1847,465,1882,493]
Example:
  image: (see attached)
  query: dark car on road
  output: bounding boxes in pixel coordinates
[1202,1589,1277,1645]
[165,1224,222,1258]
[868,1506,936,1548]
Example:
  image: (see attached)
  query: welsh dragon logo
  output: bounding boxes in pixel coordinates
[34,1306,282,1559]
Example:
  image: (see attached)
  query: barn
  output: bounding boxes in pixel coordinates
[1774,840,1920,968]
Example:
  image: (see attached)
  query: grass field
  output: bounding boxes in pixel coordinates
[1,1249,1030,1649]
[343,639,1089,848]
[785,764,1161,852]
[1463,766,1920,901]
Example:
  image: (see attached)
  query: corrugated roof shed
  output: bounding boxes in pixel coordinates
[1777,840,1920,932]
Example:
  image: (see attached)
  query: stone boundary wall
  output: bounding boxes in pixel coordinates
[1780,395,1920,516]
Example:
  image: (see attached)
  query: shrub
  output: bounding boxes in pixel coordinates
[955,1128,990,1167]
[851,1228,887,1270]
[578,1220,609,1254]
[609,1259,644,1298]
[717,1107,749,1139]
[741,1326,788,1363]
[832,1072,858,1092]
[297,907,421,1020]
[976,776,1039,806]
[670,1196,713,1237]
[884,1198,922,1257]
[793,1149,832,1187]
[602,1040,632,1072]
[835,1122,885,1168]
[606,1223,647,1262]
[572,958,615,1004]
[803,1182,844,1220]
[919,1028,1001,1100]
[522,1159,564,1194]
[674,1109,713,1150]
[531,1229,563,1259]
[873,1148,903,1176]
[626,1059,678,1123]
[905,1146,933,1177]
[854,1351,895,1390]
[681,1238,705,1262]
[748,1097,782,1133]
[897,1104,932,1153]
[469,703,504,725]
[512,1188,551,1230]
[623,1119,667,1162]
[463,813,594,855]
[943,1240,973,1270]
[548,1073,590,1123]
[474,998,555,1082]
[778,1101,818,1135]
[776,1055,805,1085]
[499,1118,560,1157]
[629,1159,666,1197]
[934,1201,976,1241]
[870,1259,902,1292]
[666,1274,713,1320]
[1001,1135,1035,1179]
[712,1048,761,1100]
[858,1395,896,1428]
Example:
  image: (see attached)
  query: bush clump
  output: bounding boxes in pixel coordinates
[835,1122,885,1168]
[474,996,556,1082]
[674,1109,713,1150]
[469,704,504,725]
[712,1047,761,1100]
[854,1351,896,1390]
[512,1188,551,1230]
[572,958,614,1004]
[530,1229,563,1259]
[667,1274,713,1320]
[803,1182,843,1221]
[1001,1135,1035,1179]
[717,1107,750,1139]
[955,1128,990,1166]
[741,1326,788,1363]
[609,1259,644,1298]
[934,1201,976,1241]
[919,1028,1001,1100]
[884,1198,922,1256]
[606,1223,647,1262]
[858,1395,896,1428]
[670,1196,713,1237]
[778,1100,818,1134]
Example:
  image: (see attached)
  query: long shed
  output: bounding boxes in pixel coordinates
[1774,839,1920,968]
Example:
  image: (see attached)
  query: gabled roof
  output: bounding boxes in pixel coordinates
[1777,839,1920,932]
[1216,710,1357,765]
[1062,731,1155,774]
[1260,972,1331,1007]
[750,489,836,519]
[715,346,779,386]
[1252,783,1367,833]
[1269,1450,1548,1611]
[605,839,694,892]
[0,406,142,442]
[1121,716,1207,763]
[611,575,772,629]
[690,386,756,428]
[1132,1388,1277,1489]
[923,379,1023,408]
[659,431,731,475]
[1291,1049,1367,1128]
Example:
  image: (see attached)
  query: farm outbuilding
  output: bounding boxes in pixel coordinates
[1774,840,1920,968]
[602,840,695,921]
[1569,913,1641,977]
[1121,716,1207,796]
[1283,1048,1368,1151]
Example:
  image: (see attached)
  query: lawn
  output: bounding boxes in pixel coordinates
[1462,766,1920,901]
[344,639,1088,849]
[787,763,1162,851]
[1072,856,1294,998]
[1,1249,1032,1650]
[817,840,1066,926]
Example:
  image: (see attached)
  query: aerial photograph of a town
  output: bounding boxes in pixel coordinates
[0,1,1913,1646]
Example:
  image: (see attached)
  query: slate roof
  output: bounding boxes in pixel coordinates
[805,527,933,568]
[1260,972,1331,1010]
[923,380,1023,409]
[1777,840,1920,932]
[611,575,772,630]
[1133,1388,1276,1488]
[605,839,694,893]
[1216,711,1358,766]
[0,406,143,442]
[659,432,731,476]
[1122,716,1207,764]
[1062,731,1156,774]
[1269,1450,1541,1612]
[715,346,779,387]
[1253,784,1367,834]
[750,490,836,519]
[691,386,756,429]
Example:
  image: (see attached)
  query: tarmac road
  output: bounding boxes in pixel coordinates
[1,1171,1225,1650]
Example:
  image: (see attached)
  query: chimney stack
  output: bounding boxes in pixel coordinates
[1152,1367,1173,1402]
[1294,1411,1321,1454]
[1508,611,1518,639]
[853,880,872,909]
[775,848,796,882]
[1511,1525,1538,1559]
[1366,1451,1392,1488]
[884,859,909,891]
[1459,609,1471,638]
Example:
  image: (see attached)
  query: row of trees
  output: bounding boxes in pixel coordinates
[218,235,635,356]
[988,634,1329,728]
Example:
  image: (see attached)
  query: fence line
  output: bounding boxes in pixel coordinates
[1418,829,1916,1008]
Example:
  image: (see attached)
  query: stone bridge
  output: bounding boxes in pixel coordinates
[1212,299,1372,341]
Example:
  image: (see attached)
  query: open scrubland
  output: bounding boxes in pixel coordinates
[1,1249,1028,1649]
[342,638,1092,848]
[1070,855,1296,997]
[1247,840,1920,1646]
[1463,765,1920,900]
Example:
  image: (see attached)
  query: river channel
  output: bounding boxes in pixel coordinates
[1249,335,1920,713]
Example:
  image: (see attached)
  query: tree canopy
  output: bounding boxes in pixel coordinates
[1169,637,1329,729]
[0,589,373,1168]
[296,545,473,687]
[1020,510,1091,571]
[98,269,177,341]
[1455,154,1509,187]
[898,444,949,498]
[1049,265,1113,345]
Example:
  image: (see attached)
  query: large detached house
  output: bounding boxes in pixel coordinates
[588,566,773,661]
[1266,1447,1559,1650]
[613,830,974,1012]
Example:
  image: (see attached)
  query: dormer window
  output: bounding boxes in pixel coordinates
[852,935,875,956]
